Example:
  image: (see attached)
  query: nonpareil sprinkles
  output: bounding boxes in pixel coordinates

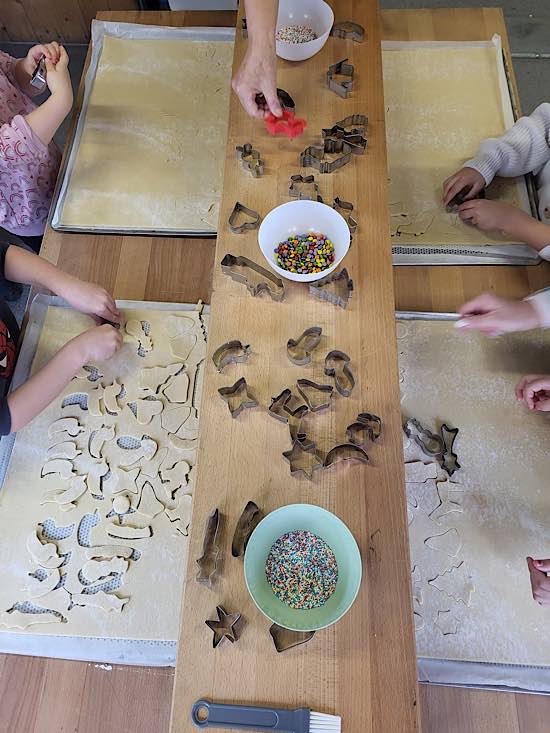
[276,25,317,43]
[274,232,335,274]
[265,530,338,610]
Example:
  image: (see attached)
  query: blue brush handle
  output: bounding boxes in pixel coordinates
[191,700,310,732]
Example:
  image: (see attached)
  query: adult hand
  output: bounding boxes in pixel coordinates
[455,293,540,337]
[232,46,282,119]
[442,167,485,207]
[527,557,550,605]
[516,376,550,411]
[58,275,122,325]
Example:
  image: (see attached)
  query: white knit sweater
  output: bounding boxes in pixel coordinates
[466,103,550,327]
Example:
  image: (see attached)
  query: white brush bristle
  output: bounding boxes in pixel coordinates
[310,711,342,732]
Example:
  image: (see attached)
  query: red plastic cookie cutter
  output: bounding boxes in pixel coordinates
[265,109,307,139]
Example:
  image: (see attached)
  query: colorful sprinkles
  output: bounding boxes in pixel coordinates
[265,530,338,610]
[274,232,335,274]
[276,25,318,44]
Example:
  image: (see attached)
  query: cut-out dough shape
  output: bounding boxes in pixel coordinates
[0,610,62,629]
[71,591,128,613]
[161,404,191,434]
[413,611,425,631]
[425,527,462,558]
[106,523,152,540]
[169,434,196,452]
[26,531,63,567]
[139,363,180,394]
[170,332,197,361]
[166,494,193,536]
[429,562,475,606]
[103,379,123,414]
[160,460,191,497]
[25,567,61,598]
[46,442,81,460]
[162,372,190,404]
[88,385,104,417]
[135,398,163,426]
[404,461,438,483]
[411,564,423,606]
[137,482,164,518]
[86,460,109,495]
[89,426,116,460]
[42,475,87,509]
[175,411,199,441]
[41,459,75,479]
[431,479,464,522]
[33,589,71,615]
[434,609,460,636]
[406,479,441,516]
[112,494,131,514]
[164,314,194,338]
[126,319,153,352]
[81,557,128,583]
[116,437,157,467]
[106,466,140,496]
[48,417,83,439]
[141,446,168,479]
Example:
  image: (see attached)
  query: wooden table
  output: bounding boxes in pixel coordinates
[1,7,549,733]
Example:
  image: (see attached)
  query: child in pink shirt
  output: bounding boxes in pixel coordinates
[0,42,73,249]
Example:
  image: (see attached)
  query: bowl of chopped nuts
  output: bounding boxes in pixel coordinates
[275,0,334,62]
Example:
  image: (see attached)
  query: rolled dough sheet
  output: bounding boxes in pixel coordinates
[399,319,550,667]
[383,42,531,247]
[57,36,232,232]
[0,305,207,642]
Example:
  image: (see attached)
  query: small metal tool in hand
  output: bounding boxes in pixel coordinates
[30,54,47,92]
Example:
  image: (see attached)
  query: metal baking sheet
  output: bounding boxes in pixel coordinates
[385,36,540,266]
[397,311,550,693]
[49,21,234,237]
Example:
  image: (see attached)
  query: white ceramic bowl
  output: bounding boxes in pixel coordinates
[275,0,334,62]
[258,200,351,283]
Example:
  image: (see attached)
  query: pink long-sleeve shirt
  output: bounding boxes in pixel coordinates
[0,51,61,237]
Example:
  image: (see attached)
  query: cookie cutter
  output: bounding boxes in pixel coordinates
[324,443,369,469]
[268,389,309,443]
[30,54,47,92]
[300,139,353,174]
[196,508,221,588]
[228,202,261,233]
[323,114,368,136]
[296,379,333,412]
[218,377,258,418]
[236,144,264,178]
[330,21,365,42]
[333,197,358,233]
[347,412,382,446]
[220,254,285,301]
[241,17,247,38]
[255,87,295,111]
[446,187,485,213]
[324,350,355,397]
[205,605,242,648]
[404,417,444,458]
[326,58,354,98]
[232,501,262,557]
[283,439,324,480]
[269,623,316,653]
[286,326,322,366]
[309,267,354,309]
[288,174,323,202]
[212,340,251,373]
[441,423,461,476]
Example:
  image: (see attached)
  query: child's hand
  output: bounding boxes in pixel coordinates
[59,276,122,325]
[527,557,550,605]
[21,42,61,77]
[457,199,533,240]
[45,45,72,101]
[455,293,540,336]
[71,324,123,364]
[515,375,550,411]
[442,167,485,207]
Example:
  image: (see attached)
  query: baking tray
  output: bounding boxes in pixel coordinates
[0,294,209,665]
[397,310,550,694]
[49,21,234,237]
[385,36,540,266]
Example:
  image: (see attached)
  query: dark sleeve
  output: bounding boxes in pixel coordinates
[0,242,10,281]
[0,397,11,435]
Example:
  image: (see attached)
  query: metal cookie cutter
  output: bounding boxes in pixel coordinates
[324,350,355,397]
[288,174,323,202]
[446,187,486,213]
[441,423,461,476]
[228,202,261,233]
[333,197,358,233]
[300,139,353,174]
[296,379,333,412]
[269,623,315,653]
[309,267,354,309]
[324,443,369,469]
[236,144,264,178]
[232,501,262,558]
[218,377,258,418]
[326,58,354,98]
[220,253,285,301]
[347,412,382,446]
[330,21,365,42]
[196,508,221,588]
[282,439,324,480]
[255,87,295,111]
[212,340,251,373]
[30,54,47,92]
[286,326,322,366]
[205,605,242,648]
[404,417,444,458]
[268,389,309,443]
[322,115,368,154]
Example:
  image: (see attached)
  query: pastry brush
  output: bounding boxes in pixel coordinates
[191,700,341,732]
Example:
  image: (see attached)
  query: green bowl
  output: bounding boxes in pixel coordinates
[244,503,362,632]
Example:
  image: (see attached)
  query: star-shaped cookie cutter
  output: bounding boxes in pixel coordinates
[282,439,324,480]
[218,377,258,418]
[308,267,354,309]
[326,58,355,98]
[236,143,264,178]
[205,605,242,648]
[220,253,285,301]
[300,139,353,174]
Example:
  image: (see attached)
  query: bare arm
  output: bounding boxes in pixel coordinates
[13,42,62,96]
[24,45,72,146]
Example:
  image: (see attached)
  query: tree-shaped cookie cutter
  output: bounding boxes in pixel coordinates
[300,139,353,174]
[212,340,251,373]
[220,254,285,301]
[218,377,258,418]
[404,417,444,458]
[347,412,382,446]
[205,605,242,648]
[326,58,355,98]
[286,326,322,366]
[236,143,264,178]
[288,174,323,202]
[196,508,221,588]
[269,623,315,653]
[332,197,358,233]
[309,267,354,309]
[296,379,333,412]
[232,501,263,558]
[324,350,355,397]
[324,442,369,469]
[228,202,261,233]
[330,21,365,42]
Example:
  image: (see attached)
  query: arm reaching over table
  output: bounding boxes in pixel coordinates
[232,0,282,119]
[455,292,543,337]
[527,558,550,606]
[515,375,550,412]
